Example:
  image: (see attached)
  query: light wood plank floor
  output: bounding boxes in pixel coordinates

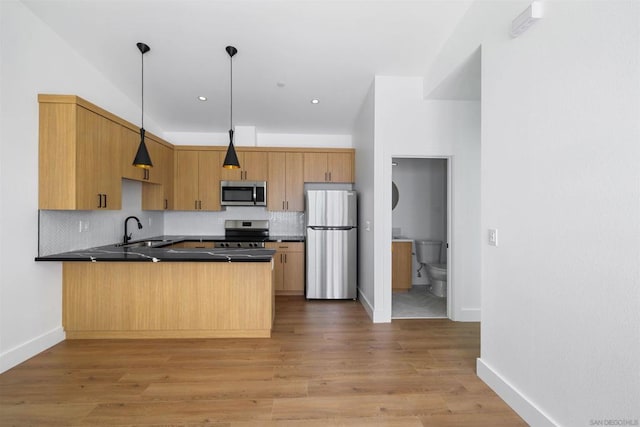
[0,296,526,426]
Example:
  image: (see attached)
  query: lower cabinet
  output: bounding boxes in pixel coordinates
[392,241,413,291]
[266,242,305,295]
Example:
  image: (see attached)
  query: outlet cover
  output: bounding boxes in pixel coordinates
[488,229,498,246]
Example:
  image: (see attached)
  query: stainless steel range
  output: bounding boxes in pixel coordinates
[214,220,269,248]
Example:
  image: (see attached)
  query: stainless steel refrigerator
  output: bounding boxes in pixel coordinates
[305,189,358,299]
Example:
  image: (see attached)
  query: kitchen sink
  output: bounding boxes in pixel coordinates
[117,239,174,249]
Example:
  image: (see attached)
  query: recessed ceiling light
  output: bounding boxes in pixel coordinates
[311,99,319,104]
[276,81,286,88]
[198,96,207,101]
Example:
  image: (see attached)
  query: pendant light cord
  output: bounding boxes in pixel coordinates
[141,50,145,130]
[229,52,233,131]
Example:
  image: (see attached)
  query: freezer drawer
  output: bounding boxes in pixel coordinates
[306,227,357,299]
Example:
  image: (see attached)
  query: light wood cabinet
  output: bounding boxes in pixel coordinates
[220,150,268,181]
[267,152,304,211]
[39,99,122,210]
[141,142,174,210]
[174,150,221,211]
[392,241,413,291]
[303,151,354,183]
[62,261,273,338]
[266,242,305,295]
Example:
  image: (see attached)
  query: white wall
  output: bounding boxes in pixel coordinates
[372,76,481,322]
[0,0,165,373]
[164,131,352,148]
[428,0,640,424]
[352,82,377,319]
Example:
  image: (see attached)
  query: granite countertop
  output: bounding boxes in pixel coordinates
[35,235,286,263]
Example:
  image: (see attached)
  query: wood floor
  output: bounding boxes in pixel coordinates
[0,296,526,426]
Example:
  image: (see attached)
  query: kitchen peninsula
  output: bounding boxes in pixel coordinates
[37,239,276,339]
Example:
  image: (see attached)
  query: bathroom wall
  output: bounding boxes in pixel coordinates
[392,157,447,285]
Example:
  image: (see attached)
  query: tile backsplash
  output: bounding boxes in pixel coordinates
[163,207,304,236]
[38,180,163,256]
[39,179,305,256]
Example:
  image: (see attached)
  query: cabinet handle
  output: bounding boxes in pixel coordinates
[282,201,285,210]
[280,254,283,263]
[97,194,102,208]
[328,172,332,181]
[103,194,107,208]
[286,201,289,210]
[164,199,168,210]
[195,200,198,210]
[199,200,202,210]
[284,254,287,263]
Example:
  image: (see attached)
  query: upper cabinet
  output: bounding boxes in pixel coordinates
[141,142,174,210]
[174,150,221,211]
[267,152,304,212]
[303,151,354,183]
[38,95,356,213]
[39,97,122,210]
[220,150,268,181]
[39,94,175,211]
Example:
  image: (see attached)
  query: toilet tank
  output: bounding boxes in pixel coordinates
[415,240,442,264]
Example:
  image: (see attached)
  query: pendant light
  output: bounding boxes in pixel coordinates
[132,42,153,169]
[222,45,240,169]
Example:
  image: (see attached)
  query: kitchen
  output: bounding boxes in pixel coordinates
[2,1,639,426]
[35,92,357,337]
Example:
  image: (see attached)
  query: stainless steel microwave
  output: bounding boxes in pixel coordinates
[220,181,267,206]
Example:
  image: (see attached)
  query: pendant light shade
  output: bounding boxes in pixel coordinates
[133,42,153,169]
[223,45,240,169]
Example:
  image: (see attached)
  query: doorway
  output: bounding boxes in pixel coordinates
[391,157,450,319]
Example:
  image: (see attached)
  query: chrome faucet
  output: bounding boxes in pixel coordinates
[123,216,143,244]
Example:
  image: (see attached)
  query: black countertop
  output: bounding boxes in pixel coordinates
[35,234,306,262]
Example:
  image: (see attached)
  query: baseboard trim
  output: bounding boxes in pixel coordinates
[477,358,559,426]
[455,307,481,322]
[0,327,65,374]
[358,289,375,320]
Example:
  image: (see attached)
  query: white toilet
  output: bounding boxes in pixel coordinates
[415,240,447,298]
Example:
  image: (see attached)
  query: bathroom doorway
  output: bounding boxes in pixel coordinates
[391,157,450,319]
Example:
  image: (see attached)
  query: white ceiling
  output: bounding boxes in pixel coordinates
[23,0,472,135]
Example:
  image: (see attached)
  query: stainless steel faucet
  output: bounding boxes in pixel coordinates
[124,216,143,244]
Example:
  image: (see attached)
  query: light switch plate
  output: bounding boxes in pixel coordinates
[488,229,498,246]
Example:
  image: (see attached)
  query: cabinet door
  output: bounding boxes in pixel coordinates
[198,151,221,211]
[161,144,174,209]
[283,250,305,292]
[76,107,121,210]
[145,139,163,184]
[243,151,268,181]
[303,152,328,182]
[75,107,102,209]
[327,152,353,183]
[267,152,286,211]
[265,243,285,291]
[285,152,304,211]
[392,242,413,291]
[174,151,200,210]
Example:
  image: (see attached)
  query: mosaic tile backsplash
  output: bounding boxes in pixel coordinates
[39,179,305,256]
